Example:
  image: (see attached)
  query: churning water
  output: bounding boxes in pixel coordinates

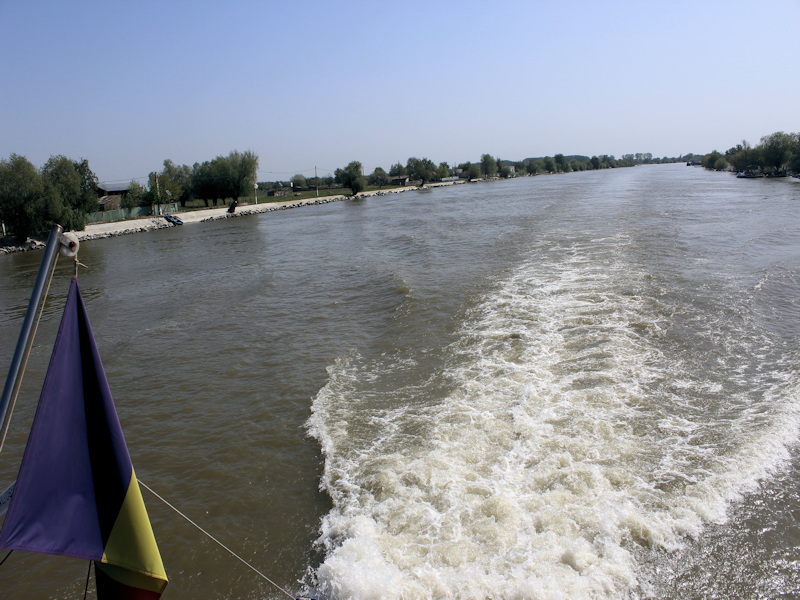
[2,165,800,599]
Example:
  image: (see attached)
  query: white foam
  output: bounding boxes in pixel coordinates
[306,234,800,599]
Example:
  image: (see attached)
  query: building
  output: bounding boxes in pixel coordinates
[96,182,131,211]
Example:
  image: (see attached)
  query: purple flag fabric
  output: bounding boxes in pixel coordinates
[0,278,167,597]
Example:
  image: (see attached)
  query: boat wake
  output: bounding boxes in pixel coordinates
[305,233,800,599]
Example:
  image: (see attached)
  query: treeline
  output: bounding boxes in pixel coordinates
[267,152,691,194]
[0,154,99,241]
[124,150,258,210]
[1,146,692,242]
[699,131,800,175]
[0,150,258,241]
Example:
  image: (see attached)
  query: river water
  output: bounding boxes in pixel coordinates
[1,164,800,599]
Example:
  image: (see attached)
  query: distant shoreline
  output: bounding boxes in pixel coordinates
[0,180,464,255]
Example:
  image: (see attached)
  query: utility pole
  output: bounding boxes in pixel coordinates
[315,166,319,197]
[155,173,161,215]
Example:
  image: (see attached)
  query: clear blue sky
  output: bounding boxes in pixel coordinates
[1,0,798,184]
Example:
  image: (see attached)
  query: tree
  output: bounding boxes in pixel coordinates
[405,157,437,185]
[437,162,451,180]
[74,159,100,214]
[0,154,62,241]
[211,157,231,205]
[389,162,405,176]
[481,154,497,178]
[760,131,793,173]
[457,162,480,180]
[701,150,724,170]
[368,167,389,188]
[788,134,800,176]
[335,161,366,195]
[598,155,617,169]
[160,159,192,206]
[150,159,190,207]
[291,174,307,189]
[40,155,99,230]
[122,180,146,210]
[727,141,752,172]
[41,156,84,230]
[554,154,569,173]
[190,161,217,207]
[190,150,259,206]
[543,156,556,173]
[223,150,259,202]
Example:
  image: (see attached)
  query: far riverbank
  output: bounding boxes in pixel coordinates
[0,180,465,254]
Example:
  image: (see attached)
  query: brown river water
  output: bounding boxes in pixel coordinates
[2,164,800,599]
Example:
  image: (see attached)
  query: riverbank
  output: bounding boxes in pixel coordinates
[0,180,465,254]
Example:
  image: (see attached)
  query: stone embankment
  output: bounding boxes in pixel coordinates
[0,239,48,254]
[0,180,465,253]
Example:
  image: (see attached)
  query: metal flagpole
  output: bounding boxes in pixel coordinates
[0,224,63,452]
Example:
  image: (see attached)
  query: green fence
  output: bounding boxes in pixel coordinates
[85,206,153,224]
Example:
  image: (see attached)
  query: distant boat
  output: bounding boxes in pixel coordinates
[163,213,183,225]
[736,166,764,179]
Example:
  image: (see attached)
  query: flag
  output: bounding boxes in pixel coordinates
[0,278,167,598]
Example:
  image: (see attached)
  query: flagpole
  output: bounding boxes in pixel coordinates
[0,224,63,453]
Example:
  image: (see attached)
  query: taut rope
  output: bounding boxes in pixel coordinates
[138,479,297,600]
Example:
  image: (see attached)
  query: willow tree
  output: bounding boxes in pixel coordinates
[368,167,389,189]
[481,154,497,177]
[760,132,793,173]
[335,161,366,195]
[190,150,259,206]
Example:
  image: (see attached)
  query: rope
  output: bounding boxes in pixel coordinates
[83,561,92,600]
[73,257,88,279]
[14,249,59,399]
[0,251,59,453]
[34,255,57,340]
[0,550,12,567]
[137,480,296,600]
